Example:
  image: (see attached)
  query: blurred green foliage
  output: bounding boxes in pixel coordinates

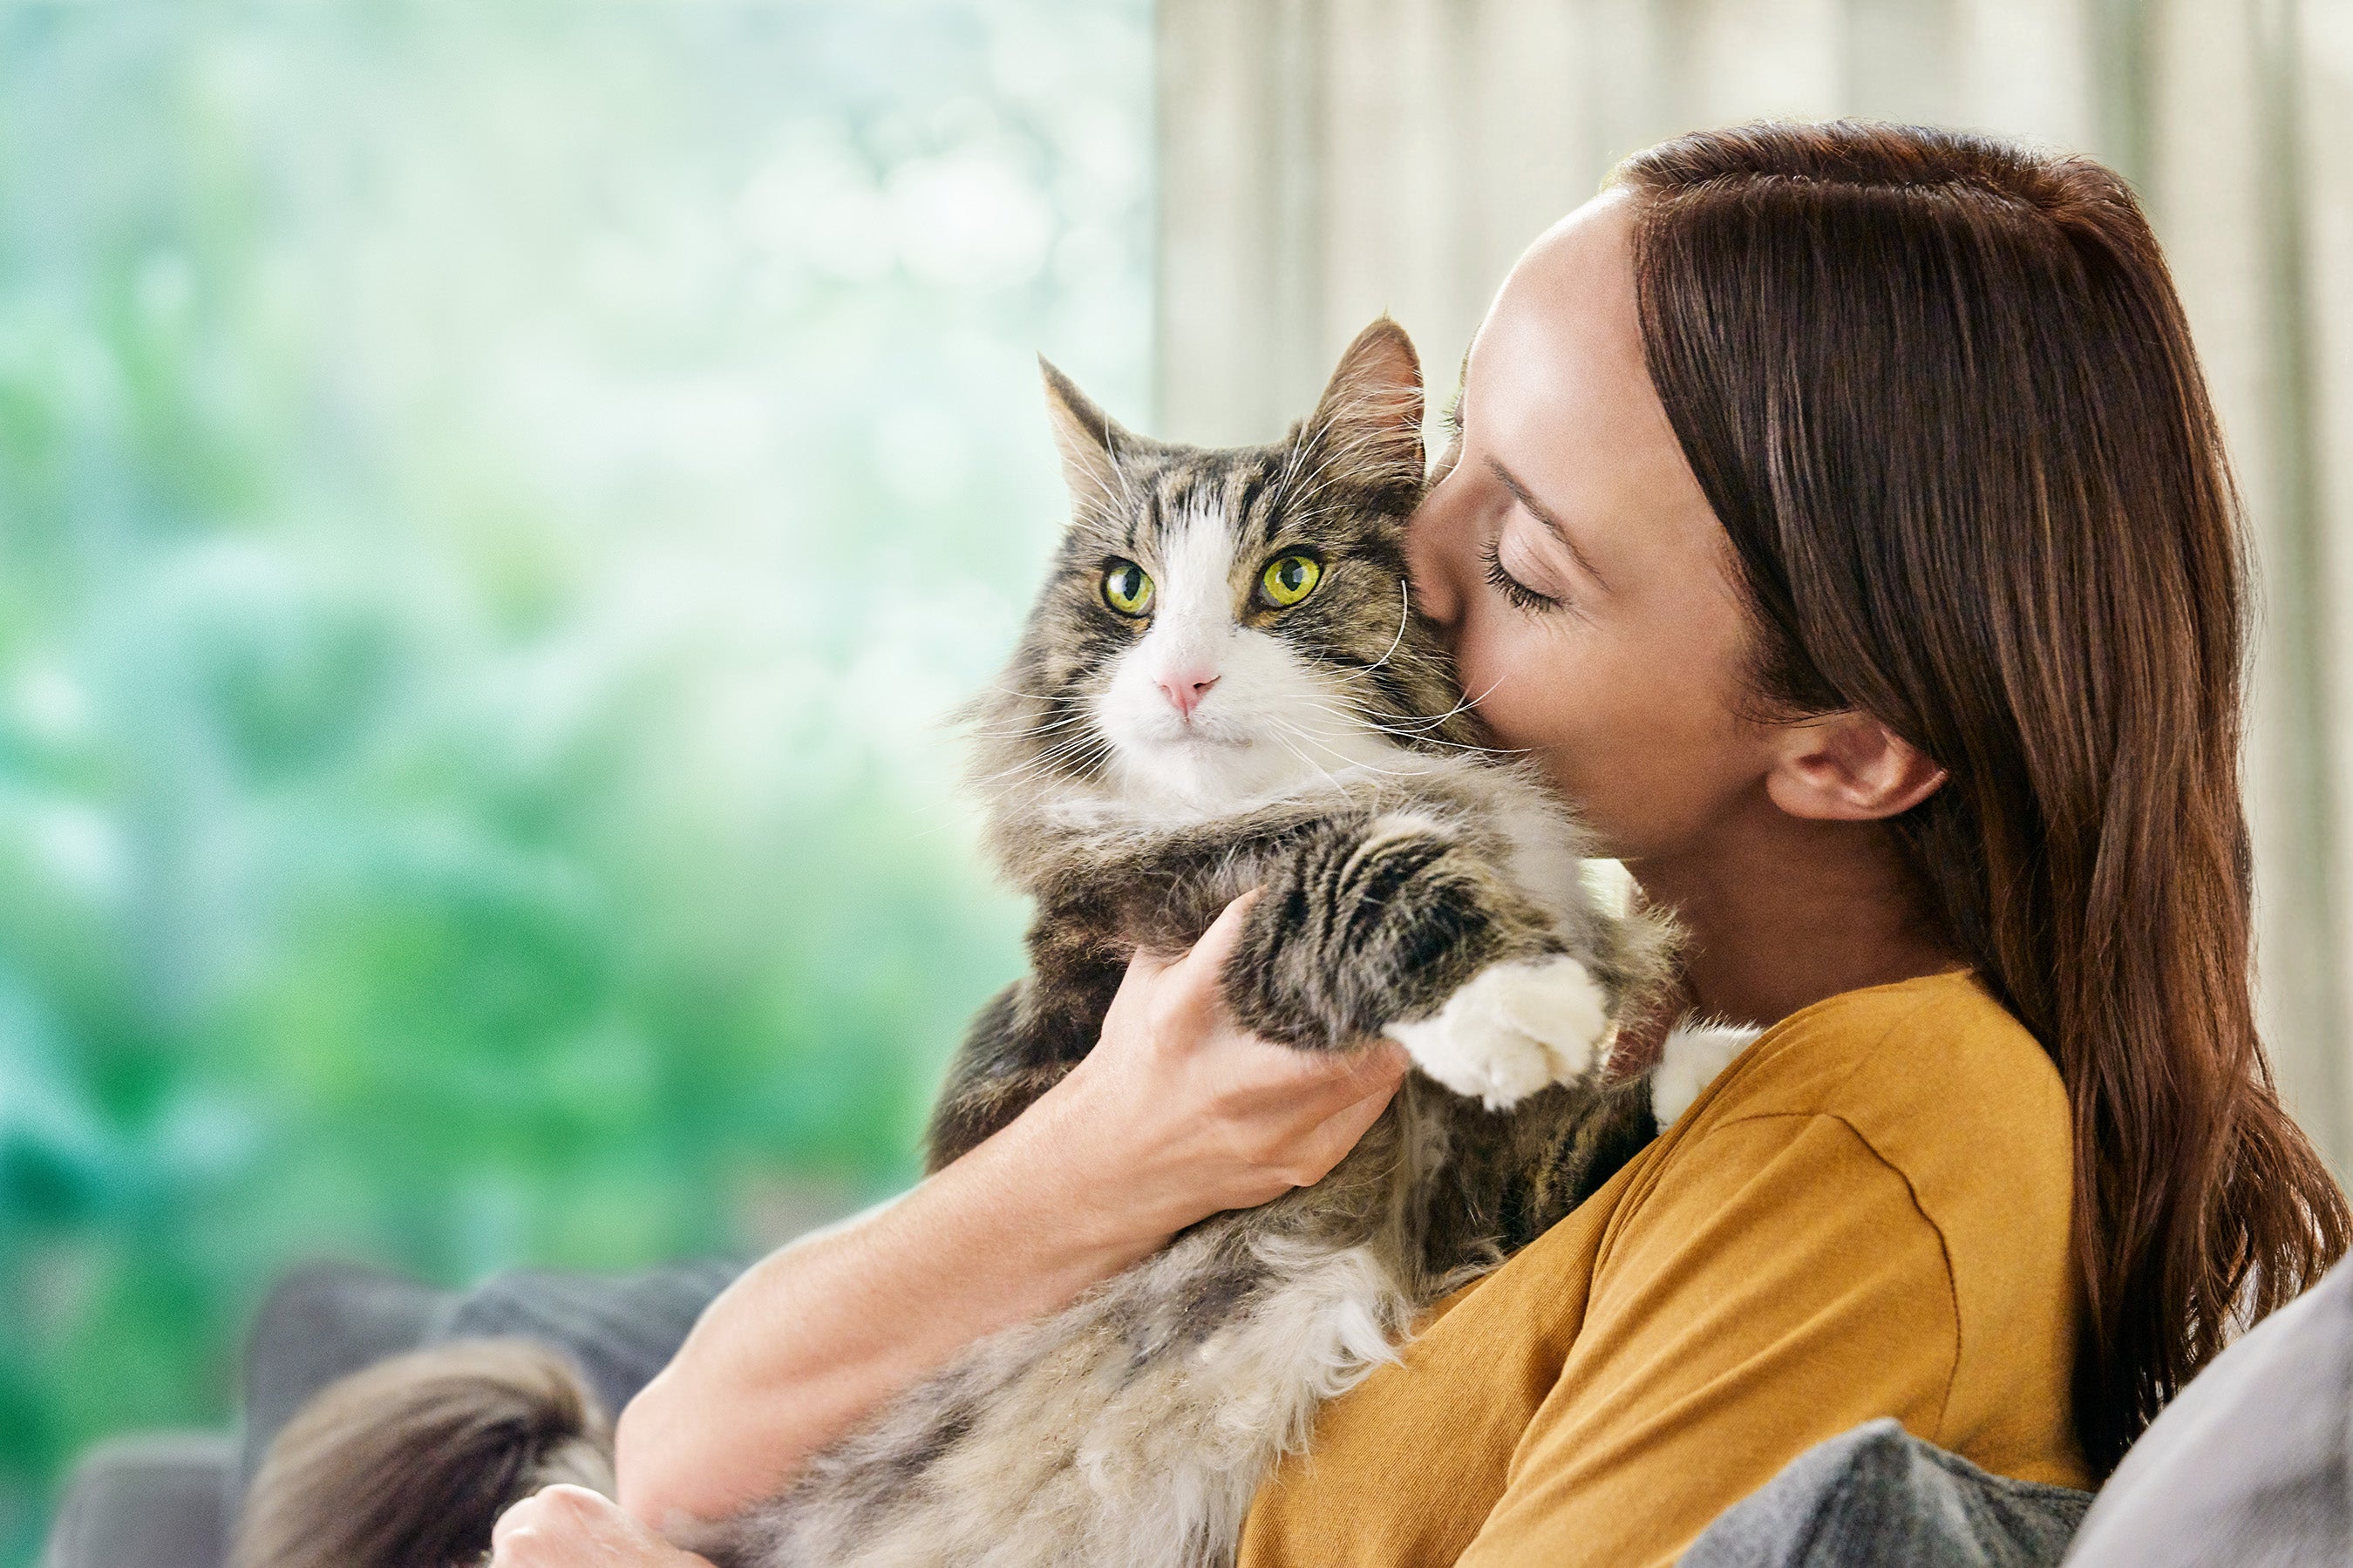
[0,0,1150,1555]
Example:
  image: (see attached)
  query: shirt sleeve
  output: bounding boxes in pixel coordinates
[1457,1112,1962,1568]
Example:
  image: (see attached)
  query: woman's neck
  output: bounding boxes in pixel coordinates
[1625,803,1964,1029]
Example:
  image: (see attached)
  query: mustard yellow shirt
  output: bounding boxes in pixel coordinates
[1238,969,2087,1567]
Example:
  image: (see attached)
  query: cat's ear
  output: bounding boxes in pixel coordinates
[1038,358,1134,520]
[1298,317,1425,494]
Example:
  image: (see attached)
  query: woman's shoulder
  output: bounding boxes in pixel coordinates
[1648,968,2080,1460]
[1644,969,2076,1336]
[1683,967,2071,1187]
[1635,968,2084,1478]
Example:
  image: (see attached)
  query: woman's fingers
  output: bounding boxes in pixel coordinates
[1238,1033,1411,1115]
[1340,1038,1411,1100]
[490,1484,715,1566]
[1134,888,1412,1125]
[1051,886,1422,1232]
[1136,887,1262,1035]
[1180,886,1263,975]
[1286,1044,1411,1182]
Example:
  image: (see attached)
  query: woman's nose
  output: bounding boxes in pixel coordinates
[1404,483,1467,632]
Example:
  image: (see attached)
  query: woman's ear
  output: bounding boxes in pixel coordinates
[1763,711,1948,823]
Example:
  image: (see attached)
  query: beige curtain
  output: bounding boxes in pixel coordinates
[1156,0,2353,1170]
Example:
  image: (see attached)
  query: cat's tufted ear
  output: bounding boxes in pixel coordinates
[1299,317,1425,499]
[1038,358,1135,521]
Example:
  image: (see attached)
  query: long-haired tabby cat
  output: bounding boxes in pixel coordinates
[234,320,1755,1568]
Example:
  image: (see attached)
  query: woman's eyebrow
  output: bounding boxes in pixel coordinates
[1486,455,1608,589]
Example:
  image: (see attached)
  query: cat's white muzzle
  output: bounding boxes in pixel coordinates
[1085,511,1409,807]
[1094,629,1400,807]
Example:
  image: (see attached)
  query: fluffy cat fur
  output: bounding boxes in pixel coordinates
[233,319,1754,1568]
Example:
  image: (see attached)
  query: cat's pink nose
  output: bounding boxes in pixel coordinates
[1157,670,1220,720]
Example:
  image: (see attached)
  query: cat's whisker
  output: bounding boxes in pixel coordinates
[1102,419,1141,512]
[1449,673,1513,721]
[1358,708,1477,738]
[970,731,1115,791]
[1266,709,1358,764]
[1274,712,1401,772]
[982,681,1082,703]
[1310,669,1531,759]
[1359,673,1506,736]
[1260,724,1356,802]
[1268,422,1321,514]
[1275,463,1349,522]
[1268,431,1331,512]
[1262,710,1421,789]
[1355,581,1413,678]
[1367,725,1528,759]
[962,712,1095,741]
[1012,732,1112,772]
[1319,686,1460,733]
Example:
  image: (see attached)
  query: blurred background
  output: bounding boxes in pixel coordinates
[0,2,1146,1556]
[4,0,2350,1560]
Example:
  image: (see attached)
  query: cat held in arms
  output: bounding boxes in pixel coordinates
[234,320,1755,1568]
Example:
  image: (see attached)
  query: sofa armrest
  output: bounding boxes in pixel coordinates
[44,1430,231,1568]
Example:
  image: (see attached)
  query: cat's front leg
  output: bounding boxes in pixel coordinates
[1227,811,1614,1109]
[922,921,1125,1170]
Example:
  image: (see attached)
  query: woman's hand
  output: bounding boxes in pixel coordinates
[615,891,1408,1529]
[1018,890,1411,1244]
[491,1486,714,1566]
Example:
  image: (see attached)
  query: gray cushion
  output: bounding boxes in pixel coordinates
[233,1261,451,1500]
[45,1258,742,1568]
[232,1257,740,1510]
[1681,1418,2093,1566]
[437,1261,743,1427]
[2063,1253,2353,1565]
[42,1430,233,1568]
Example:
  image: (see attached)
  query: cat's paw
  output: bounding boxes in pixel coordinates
[1384,956,1609,1110]
[1649,1020,1761,1126]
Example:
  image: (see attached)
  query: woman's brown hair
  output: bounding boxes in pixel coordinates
[1616,119,2350,1476]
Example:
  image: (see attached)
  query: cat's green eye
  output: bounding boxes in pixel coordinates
[1101,560,1154,617]
[1259,553,1323,608]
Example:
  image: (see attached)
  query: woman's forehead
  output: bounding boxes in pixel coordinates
[1467,193,1647,445]
[1462,191,1724,583]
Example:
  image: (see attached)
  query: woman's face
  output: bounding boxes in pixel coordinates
[1408,190,1774,864]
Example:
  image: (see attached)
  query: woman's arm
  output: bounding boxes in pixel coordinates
[614,893,1410,1533]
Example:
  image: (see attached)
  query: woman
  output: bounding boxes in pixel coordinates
[491,122,2349,1566]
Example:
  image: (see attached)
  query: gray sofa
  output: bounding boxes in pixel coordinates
[43,1258,737,1568]
[43,1252,2353,1567]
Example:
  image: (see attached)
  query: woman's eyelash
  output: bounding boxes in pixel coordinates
[1480,537,1563,613]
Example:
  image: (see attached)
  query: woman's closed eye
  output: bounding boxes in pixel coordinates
[1480,522,1579,617]
[1481,536,1559,612]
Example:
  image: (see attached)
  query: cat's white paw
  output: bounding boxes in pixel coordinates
[1650,1021,1762,1126]
[1384,956,1610,1110]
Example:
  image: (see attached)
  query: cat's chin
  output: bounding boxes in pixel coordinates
[1108,735,1323,811]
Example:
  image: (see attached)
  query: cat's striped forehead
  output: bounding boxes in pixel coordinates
[1071,442,1400,566]
[1072,446,1267,557]
[1033,433,1429,722]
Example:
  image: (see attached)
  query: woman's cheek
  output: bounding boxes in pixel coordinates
[1454,618,1543,743]
[1469,635,1690,852]
[1462,634,1602,783]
